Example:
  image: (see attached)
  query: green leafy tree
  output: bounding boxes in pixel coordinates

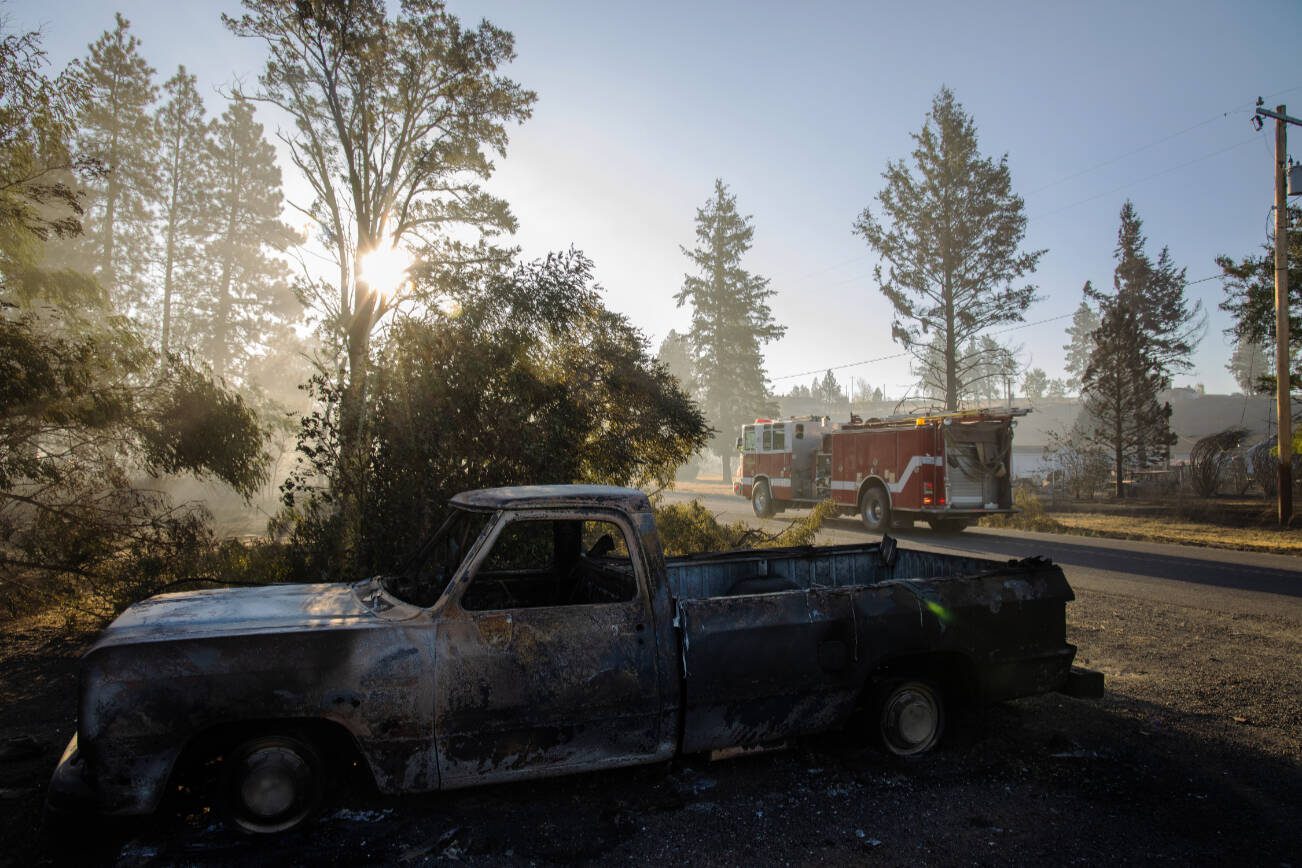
[1217,205,1302,397]
[854,87,1043,411]
[154,66,210,359]
[675,179,784,480]
[1022,367,1048,400]
[227,0,536,569]
[1047,378,1067,399]
[1062,298,1099,393]
[280,251,708,579]
[66,13,159,313]
[195,97,301,384]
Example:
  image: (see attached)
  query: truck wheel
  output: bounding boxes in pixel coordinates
[752,481,776,518]
[223,734,325,834]
[875,680,944,757]
[927,518,968,533]
[859,485,890,533]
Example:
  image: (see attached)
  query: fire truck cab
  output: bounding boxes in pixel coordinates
[734,409,1025,533]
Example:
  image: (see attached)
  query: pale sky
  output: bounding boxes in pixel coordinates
[14,0,1302,396]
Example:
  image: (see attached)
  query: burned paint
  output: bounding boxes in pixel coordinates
[49,484,1096,827]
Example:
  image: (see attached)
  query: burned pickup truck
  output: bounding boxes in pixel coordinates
[50,485,1100,833]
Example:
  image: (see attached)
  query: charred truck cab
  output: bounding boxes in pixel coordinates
[49,484,1100,834]
[735,408,1027,532]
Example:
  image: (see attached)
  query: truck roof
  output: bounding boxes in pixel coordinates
[450,484,652,512]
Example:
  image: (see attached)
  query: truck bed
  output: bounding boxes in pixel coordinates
[666,541,998,600]
[665,539,1077,753]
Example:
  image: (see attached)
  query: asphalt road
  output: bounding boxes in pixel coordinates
[663,490,1302,621]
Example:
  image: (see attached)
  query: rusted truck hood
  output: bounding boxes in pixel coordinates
[91,582,376,649]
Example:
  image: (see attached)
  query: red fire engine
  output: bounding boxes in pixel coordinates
[733,408,1026,533]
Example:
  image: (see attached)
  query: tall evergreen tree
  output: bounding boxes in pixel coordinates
[1227,337,1270,395]
[1217,205,1302,397]
[196,97,300,384]
[854,87,1043,411]
[675,179,785,480]
[1080,203,1195,496]
[1081,279,1174,497]
[66,14,158,312]
[154,67,210,359]
[656,329,694,392]
[1062,297,1099,393]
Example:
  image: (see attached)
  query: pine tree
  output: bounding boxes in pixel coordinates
[1217,205,1302,397]
[1227,337,1269,394]
[1022,368,1048,400]
[66,14,158,312]
[154,67,210,359]
[1081,282,1174,497]
[675,179,785,480]
[195,97,300,384]
[1080,203,1194,497]
[656,329,694,392]
[1062,297,1099,393]
[854,87,1043,411]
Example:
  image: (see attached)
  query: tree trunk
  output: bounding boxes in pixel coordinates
[721,451,732,485]
[161,214,177,361]
[944,290,958,411]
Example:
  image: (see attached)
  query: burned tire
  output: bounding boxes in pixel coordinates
[752,480,776,519]
[859,485,890,533]
[223,734,325,834]
[927,518,968,533]
[875,680,944,757]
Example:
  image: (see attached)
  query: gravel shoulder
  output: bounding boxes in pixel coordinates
[1,583,1298,866]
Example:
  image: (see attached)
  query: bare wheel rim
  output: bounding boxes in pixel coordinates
[228,738,321,833]
[880,683,942,756]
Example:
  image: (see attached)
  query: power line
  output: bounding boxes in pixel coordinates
[1035,136,1260,219]
[770,273,1227,383]
[1026,84,1302,196]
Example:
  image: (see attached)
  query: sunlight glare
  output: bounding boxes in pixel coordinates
[358,243,414,302]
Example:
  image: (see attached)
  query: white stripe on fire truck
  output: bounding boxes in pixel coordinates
[829,455,939,495]
[739,475,792,487]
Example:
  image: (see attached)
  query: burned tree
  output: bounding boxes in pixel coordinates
[1187,427,1249,498]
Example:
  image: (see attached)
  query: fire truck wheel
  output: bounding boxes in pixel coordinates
[751,481,776,518]
[859,485,890,533]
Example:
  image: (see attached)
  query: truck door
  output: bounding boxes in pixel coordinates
[432,510,666,786]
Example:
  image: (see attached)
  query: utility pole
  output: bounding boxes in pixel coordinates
[1254,101,1299,526]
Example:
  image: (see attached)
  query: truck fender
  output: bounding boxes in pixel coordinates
[856,476,891,509]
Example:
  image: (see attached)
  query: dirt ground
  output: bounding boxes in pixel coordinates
[1,586,1298,867]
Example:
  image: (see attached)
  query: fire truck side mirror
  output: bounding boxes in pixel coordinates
[795,424,804,440]
[735,436,743,451]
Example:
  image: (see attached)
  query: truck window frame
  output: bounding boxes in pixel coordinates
[440,507,651,615]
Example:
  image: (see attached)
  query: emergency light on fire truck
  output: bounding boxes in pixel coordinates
[734,407,1029,533]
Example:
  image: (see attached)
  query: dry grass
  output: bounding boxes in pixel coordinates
[671,479,735,497]
[1050,512,1302,555]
